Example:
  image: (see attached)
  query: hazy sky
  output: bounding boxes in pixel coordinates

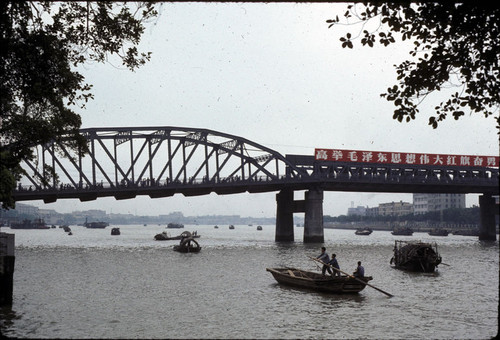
[27,3,498,217]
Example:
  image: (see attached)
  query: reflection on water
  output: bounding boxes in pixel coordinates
[0,306,20,330]
[0,225,498,339]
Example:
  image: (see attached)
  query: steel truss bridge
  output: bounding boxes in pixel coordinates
[11,126,499,241]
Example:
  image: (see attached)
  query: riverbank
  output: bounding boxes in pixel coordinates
[323,221,499,234]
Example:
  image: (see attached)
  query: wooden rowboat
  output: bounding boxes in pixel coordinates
[266,267,372,294]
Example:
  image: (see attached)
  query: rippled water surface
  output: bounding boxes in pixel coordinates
[1,225,498,339]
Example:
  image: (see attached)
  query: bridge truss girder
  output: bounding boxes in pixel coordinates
[11,128,499,204]
[14,127,306,202]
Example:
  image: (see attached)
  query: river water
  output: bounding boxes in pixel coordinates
[0,224,498,339]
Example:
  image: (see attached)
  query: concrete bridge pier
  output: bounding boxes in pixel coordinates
[303,189,324,243]
[275,188,325,243]
[479,194,496,241]
[275,189,294,242]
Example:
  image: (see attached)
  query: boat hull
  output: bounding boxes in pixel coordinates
[173,245,201,253]
[266,268,372,294]
[392,262,438,273]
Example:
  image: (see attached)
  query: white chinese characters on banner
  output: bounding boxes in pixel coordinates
[314,148,499,168]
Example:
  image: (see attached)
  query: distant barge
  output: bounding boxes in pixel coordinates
[84,218,109,229]
[10,218,49,229]
[166,223,184,229]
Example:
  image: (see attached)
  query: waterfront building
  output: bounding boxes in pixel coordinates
[413,193,466,215]
[12,203,39,216]
[365,206,379,217]
[347,204,367,216]
[378,201,413,216]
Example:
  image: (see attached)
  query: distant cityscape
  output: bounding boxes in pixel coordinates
[0,203,283,226]
[1,193,486,228]
[346,193,468,217]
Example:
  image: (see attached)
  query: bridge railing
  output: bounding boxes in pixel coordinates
[14,173,293,192]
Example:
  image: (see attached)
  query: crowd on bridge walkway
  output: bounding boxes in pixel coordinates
[15,173,291,192]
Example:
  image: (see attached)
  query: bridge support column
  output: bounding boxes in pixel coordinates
[479,194,496,241]
[275,189,294,242]
[0,232,15,306]
[303,189,324,243]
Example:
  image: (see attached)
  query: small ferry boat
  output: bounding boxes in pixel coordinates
[390,240,442,272]
[229,225,235,230]
[10,218,50,229]
[355,228,372,235]
[266,267,372,294]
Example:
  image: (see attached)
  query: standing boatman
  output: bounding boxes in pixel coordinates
[316,247,332,275]
[328,254,341,277]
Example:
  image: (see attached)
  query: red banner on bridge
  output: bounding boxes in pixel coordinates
[314,148,499,168]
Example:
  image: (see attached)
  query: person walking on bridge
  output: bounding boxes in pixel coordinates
[316,247,332,275]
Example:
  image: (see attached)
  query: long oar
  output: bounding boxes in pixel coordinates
[308,256,394,298]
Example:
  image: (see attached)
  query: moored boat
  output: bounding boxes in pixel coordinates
[355,228,372,235]
[10,218,50,229]
[391,227,413,236]
[266,267,373,294]
[428,228,449,236]
[390,240,442,272]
